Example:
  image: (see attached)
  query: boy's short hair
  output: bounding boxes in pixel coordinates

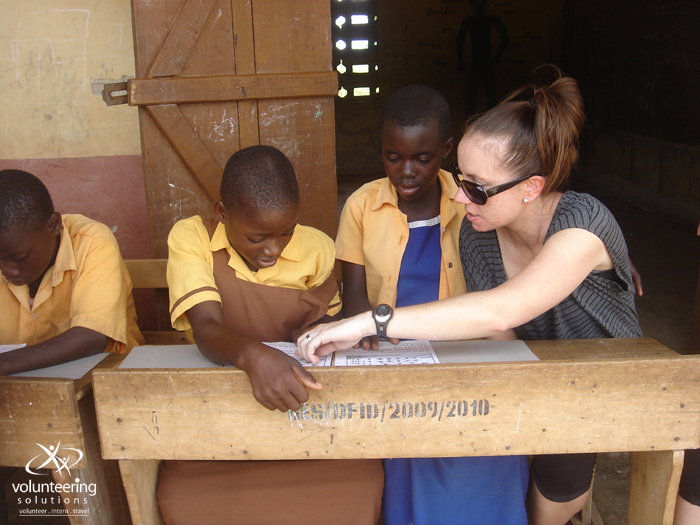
[381,85,451,142]
[220,145,300,216]
[0,169,54,233]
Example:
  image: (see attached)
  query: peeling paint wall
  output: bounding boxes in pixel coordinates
[0,0,141,159]
[0,0,149,259]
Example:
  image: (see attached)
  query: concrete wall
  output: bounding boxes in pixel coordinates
[0,0,148,258]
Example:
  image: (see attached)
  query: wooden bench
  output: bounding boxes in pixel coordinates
[124,259,188,345]
[92,338,699,525]
[1,353,132,524]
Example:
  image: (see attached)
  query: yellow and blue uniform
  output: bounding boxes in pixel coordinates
[336,169,466,308]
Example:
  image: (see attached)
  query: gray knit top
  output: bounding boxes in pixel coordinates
[459,191,642,340]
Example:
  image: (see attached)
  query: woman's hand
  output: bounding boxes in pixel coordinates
[296,312,374,364]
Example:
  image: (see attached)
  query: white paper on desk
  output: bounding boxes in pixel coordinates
[334,340,439,366]
[119,345,219,369]
[0,343,26,354]
[12,352,109,380]
[119,343,331,369]
[432,339,539,364]
[265,342,332,367]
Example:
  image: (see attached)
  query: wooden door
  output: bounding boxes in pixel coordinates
[128,0,338,258]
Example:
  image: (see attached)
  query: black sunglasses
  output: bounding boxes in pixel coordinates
[450,163,537,205]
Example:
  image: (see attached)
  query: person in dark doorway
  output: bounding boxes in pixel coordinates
[456,0,509,117]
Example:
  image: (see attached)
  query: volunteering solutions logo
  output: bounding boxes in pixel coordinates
[11,442,97,518]
[25,441,83,477]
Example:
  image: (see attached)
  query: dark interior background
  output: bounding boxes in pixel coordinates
[334,0,700,226]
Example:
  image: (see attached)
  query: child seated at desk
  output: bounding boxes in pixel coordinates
[0,168,143,523]
[159,145,383,525]
[0,169,143,374]
[335,86,529,525]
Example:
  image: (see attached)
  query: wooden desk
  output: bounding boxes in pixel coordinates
[1,353,132,525]
[93,338,700,525]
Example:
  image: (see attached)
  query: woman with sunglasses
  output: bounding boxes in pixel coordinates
[298,72,642,525]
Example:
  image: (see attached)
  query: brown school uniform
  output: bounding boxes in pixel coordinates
[158,217,384,525]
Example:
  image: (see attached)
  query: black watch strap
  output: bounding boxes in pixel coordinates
[373,304,393,341]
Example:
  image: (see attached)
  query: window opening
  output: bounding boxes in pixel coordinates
[331,0,378,101]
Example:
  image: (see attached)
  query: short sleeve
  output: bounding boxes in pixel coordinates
[303,227,342,317]
[335,192,367,266]
[68,223,132,348]
[166,217,221,331]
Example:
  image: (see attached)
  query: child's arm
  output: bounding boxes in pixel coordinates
[186,300,322,412]
[341,261,398,350]
[341,261,375,349]
[0,327,108,376]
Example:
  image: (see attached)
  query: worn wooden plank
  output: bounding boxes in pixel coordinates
[93,349,700,461]
[251,0,337,238]
[628,450,684,525]
[119,460,163,525]
[0,378,85,469]
[258,95,338,237]
[252,0,333,75]
[231,0,259,148]
[128,72,338,106]
[125,259,169,289]
[50,394,132,525]
[146,0,219,78]
[132,0,337,254]
[146,104,222,202]
[527,337,679,361]
[141,332,189,346]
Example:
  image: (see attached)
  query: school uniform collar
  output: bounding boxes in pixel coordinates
[208,221,302,280]
[2,220,77,309]
[371,177,400,211]
[371,169,460,219]
[50,221,78,286]
[437,168,459,225]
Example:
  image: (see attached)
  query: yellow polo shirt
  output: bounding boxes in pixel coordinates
[0,214,144,353]
[167,216,342,331]
[336,169,467,308]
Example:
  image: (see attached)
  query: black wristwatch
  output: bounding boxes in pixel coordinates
[372,304,393,341]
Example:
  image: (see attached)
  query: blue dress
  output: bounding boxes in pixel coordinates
[384,217,529,525]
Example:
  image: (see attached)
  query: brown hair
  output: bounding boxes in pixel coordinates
[463,69,585,195]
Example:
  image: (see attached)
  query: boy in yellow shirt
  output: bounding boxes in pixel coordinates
[0,169,143,375]
[159,145,383,525]
[0,169,143,523]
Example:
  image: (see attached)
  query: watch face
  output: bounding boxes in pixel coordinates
[376,305,391,316]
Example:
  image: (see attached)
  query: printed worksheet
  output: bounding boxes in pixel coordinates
[267,341,332,367]
[334,340,439,366]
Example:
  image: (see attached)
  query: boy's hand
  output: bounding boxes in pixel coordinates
[355,335,400,351]
[240,343,322,412]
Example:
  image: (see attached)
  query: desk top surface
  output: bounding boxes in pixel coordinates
[92,338,700,461]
